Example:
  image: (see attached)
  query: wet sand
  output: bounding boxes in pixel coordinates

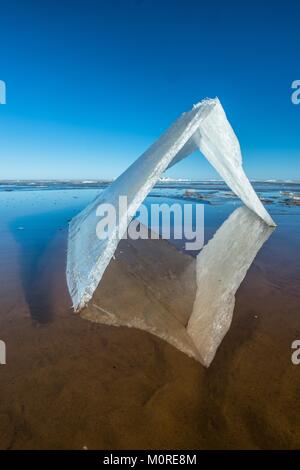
[0,222,300,450]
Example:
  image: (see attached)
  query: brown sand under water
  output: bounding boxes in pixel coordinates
[0,231,300,449]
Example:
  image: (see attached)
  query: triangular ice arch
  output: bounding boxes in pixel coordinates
[67,98,275,311]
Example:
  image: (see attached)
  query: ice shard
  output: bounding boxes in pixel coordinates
[187,206,274,366]
[67,98,275,311]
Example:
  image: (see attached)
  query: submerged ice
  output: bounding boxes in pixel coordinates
[67,98,275,313]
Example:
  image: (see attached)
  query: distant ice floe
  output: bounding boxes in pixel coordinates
[67,98,275,313]
[280,191,300,205]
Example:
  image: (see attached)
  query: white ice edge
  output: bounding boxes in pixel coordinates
[67,98,275,312]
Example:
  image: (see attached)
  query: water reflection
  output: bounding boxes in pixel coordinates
[87,206,274,367]
[187,206,274,366]
[10,210,69,323]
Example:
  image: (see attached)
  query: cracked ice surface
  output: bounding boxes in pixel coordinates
[67,98,275,311]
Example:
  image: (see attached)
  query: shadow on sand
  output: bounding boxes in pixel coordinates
[10,209,70,323]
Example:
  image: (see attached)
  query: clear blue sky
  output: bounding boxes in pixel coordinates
[0,0,299,180]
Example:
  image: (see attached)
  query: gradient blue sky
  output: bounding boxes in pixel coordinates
[0,0,299,180]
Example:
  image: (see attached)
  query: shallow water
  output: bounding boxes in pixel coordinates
[0,181,299,323]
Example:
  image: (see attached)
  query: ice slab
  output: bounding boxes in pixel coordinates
[187,206,274,366]
[67,98,275,311]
